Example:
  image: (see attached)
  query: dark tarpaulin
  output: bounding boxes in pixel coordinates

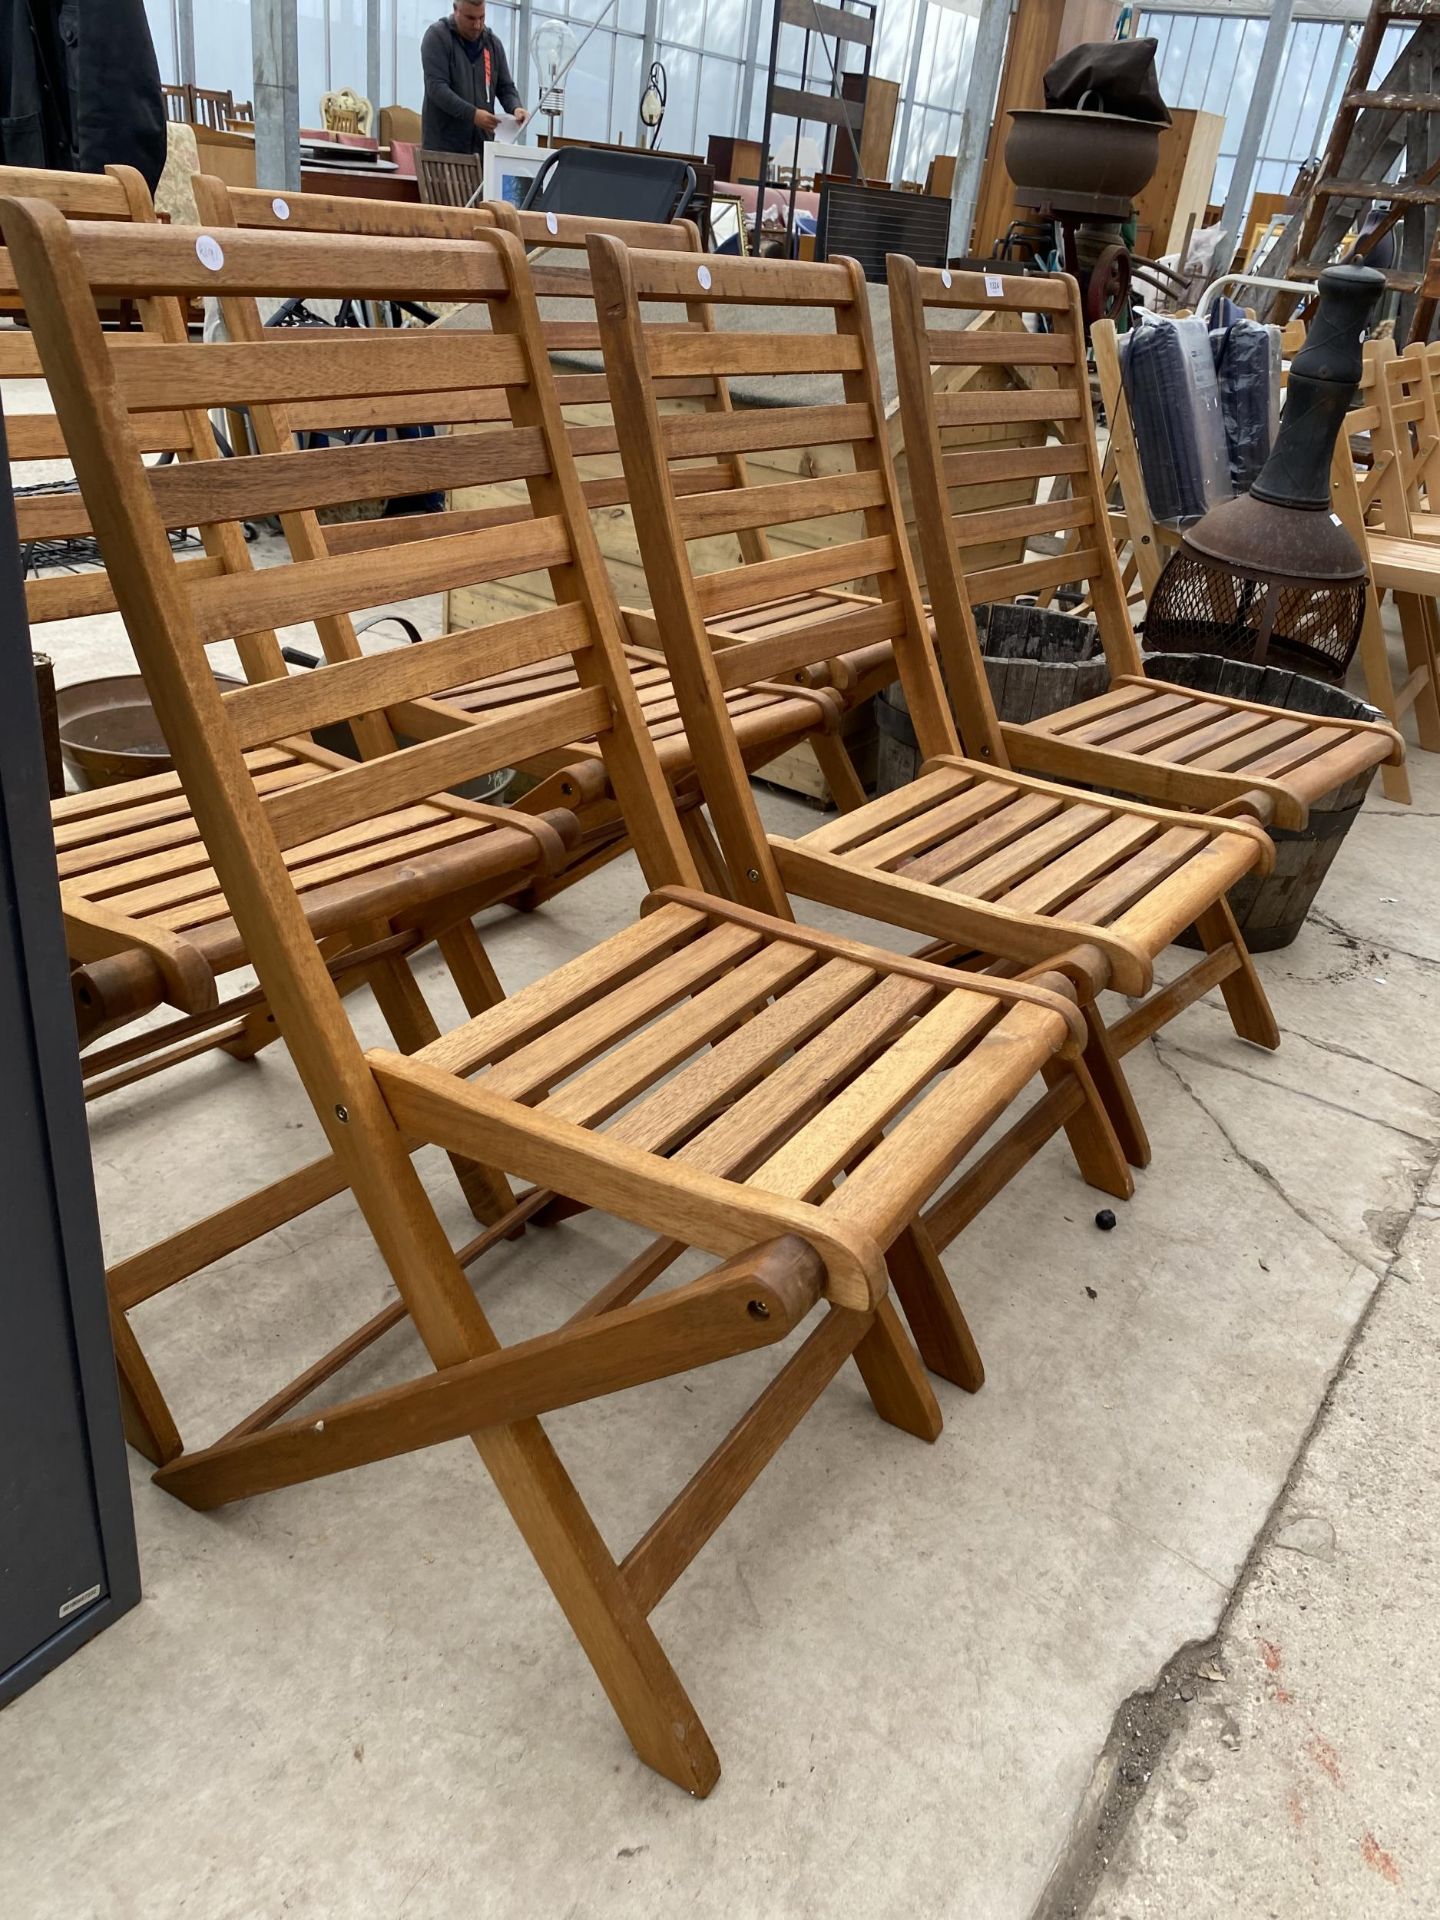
[1043,38,1172,126]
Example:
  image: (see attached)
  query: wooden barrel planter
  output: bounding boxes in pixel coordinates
[1147,655,1382,953]
[876,602,1108,791]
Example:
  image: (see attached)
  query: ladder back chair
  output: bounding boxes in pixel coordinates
[492,200,887,835]
[3,161,569,1265]
[893,264,1405,826]
[8,195,1113,1793]
[1345,339,1440,754]
[416,148,485,207]
[4,191,607,1466]
[591,236,1286,1185]
[193,180,880,884]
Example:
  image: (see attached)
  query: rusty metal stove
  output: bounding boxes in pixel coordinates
[1143,264,1385,681]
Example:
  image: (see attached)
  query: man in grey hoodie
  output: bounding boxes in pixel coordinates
[420,0,528,153]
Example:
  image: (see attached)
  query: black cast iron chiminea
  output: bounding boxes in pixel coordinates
[1142,264,1385,680]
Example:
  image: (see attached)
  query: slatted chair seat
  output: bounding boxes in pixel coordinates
[771,759,1268,998]
[888,262,1404,831]
[365,895,1087,1310]
[591,238,1287,1185]
[8,196,1126,1796]
[53,746,570,983]
[1016,675,1395,820]
[433,639,841,767]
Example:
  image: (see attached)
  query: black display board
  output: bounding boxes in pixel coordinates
[816,183,951,282]
[0,400,140,1706]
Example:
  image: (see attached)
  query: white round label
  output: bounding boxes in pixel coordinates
[697,264,712,290]
[272,197,291,220]
[546,211,559,235]
[940,269,952,289]
[195,234,224,271]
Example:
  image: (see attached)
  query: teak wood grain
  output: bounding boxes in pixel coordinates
[8,191,1105,1792]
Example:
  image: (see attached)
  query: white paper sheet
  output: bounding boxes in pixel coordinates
[494,115,523,145]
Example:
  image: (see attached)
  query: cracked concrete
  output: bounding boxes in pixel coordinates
[1071,1150,1440,1919]
[3,585,1439,1916]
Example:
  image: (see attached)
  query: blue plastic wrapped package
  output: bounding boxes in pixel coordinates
[1120,314,1233,526]
[1210,315,1282,493]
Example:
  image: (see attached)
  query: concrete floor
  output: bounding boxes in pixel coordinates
[1082,1165,1440,1919]
[4,538,1440,1915]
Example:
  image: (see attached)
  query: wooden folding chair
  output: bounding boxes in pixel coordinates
[1342,339,1440,757]
[8,196,1118,1792]
[190,180,880,886]
[3,169,553,1077]
[3,186,591,1466]
[898,266,1405,822]
[415,148,484,208]
[591,238,1288,1182]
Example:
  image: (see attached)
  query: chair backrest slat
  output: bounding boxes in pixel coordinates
[660,401,874,461]
[147,423,548,527]
[645,332,863,379]
[694,535,897,619]
[107,330,531,411]
[262,685,612,850]
[188,514,573,646]
[197,186,491,242]
[224,605,591,751]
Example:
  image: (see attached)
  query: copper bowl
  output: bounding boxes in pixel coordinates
[56,673,244,789]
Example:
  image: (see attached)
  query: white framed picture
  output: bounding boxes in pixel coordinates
[482,140,545,209]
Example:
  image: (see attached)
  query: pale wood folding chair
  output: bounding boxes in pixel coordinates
[591,238,1290,1184]
[897,265,1406,822]
[190,179,879,890]
[1342,339,1440,755]
[9,195,1121,1792]
[1371,338,1440,539]
[3,186,598,1468]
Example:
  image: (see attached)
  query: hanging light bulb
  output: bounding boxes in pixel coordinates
[532,20,580,137]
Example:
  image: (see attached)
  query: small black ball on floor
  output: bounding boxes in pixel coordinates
[1095,1209,1117,1231]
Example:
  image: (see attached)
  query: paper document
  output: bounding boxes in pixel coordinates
[494,116,524,145]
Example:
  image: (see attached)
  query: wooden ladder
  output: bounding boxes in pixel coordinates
[1266,0,1440,339]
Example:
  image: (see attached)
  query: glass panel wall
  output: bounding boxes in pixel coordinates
[149,1,1377,208]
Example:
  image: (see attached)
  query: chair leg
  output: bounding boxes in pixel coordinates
[367,954,518,1224]
[1073,1004,1149,1174]
[217,998,286,1062]
[110,1305,182,1465]
[436,919,506,1019]
[1193,897,1280,1050]
[850,1296,944,1441]
[885,1221,984,1392]
[809,731,870,813]
[477,1416,722,1795]
[1398,593,1440,752]
[679,803,732,896]
[1356,584,1413,802]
